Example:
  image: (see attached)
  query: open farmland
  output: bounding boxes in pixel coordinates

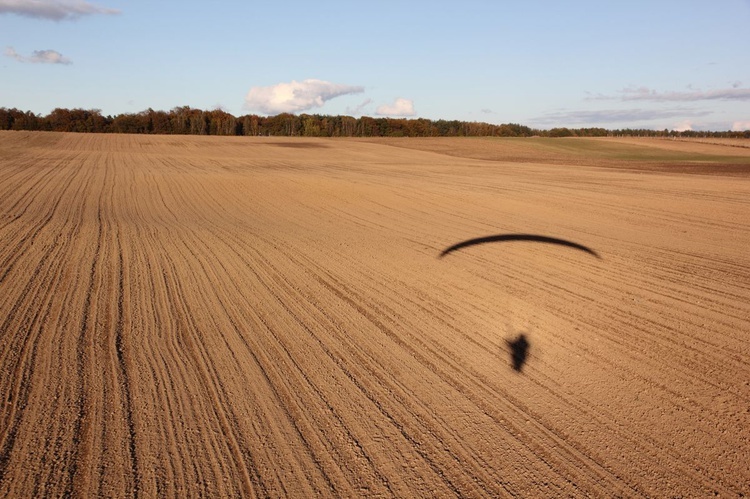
[1,131,749,496]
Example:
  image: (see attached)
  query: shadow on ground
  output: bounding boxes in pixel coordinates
[439,233,602,372]
[439,233,600,259]
[505,334,530,372]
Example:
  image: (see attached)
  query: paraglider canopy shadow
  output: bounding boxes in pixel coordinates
[439,233,601,372]
[439,234,601,259]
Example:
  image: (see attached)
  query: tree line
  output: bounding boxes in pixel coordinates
[1,106,748,139]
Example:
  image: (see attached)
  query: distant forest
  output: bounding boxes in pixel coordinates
[1,106,748,139]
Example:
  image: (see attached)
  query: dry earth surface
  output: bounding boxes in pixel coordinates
[1,131,749,497]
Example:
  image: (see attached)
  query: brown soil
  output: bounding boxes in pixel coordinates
[360,136,750,176]
[1,131,749,497]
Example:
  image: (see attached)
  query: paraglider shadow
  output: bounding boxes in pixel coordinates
[439,234,600,259]
[439,233,601,372]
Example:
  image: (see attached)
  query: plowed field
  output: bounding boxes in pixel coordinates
[1,131,749,497]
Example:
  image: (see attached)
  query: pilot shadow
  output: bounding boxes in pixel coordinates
[505,333,530,372]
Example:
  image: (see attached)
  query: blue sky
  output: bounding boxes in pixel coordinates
[1,0,749,130]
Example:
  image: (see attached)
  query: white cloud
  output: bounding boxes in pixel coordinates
[4,46,22,61]
[346,98,372,116]
[673,120,693,132]
[244,79,364,115]
[5,46,71,64]
[732,121,750,131]
[29,48,71,64]
[533,107,711,125]
[590,85,750,102]
[0,0,119,20]
[625,86,750,101]
[375,98,416,117]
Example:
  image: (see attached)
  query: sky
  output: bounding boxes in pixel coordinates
[1,0,749,131]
